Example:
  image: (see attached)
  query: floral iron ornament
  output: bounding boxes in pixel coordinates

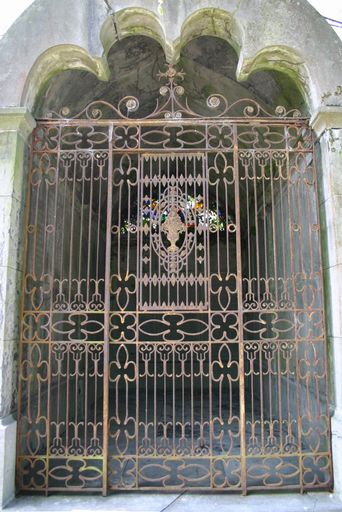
[161,206,186,252]
[45,64,303,121]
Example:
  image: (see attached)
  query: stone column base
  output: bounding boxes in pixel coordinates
[332,411,342,496]
[0,415,16,509]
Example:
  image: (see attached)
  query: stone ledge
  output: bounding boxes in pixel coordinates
[332,412,342,502]
[0,108,35,141]
[310,106,342,138]
[5,491,342,512]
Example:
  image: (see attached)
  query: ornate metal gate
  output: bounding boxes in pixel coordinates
[17,66,332,494]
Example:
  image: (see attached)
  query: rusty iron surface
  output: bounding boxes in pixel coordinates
[16,66,332,494]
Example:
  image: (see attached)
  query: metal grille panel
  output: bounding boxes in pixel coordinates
[16,66,332,494]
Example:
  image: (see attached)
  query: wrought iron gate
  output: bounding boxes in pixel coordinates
[17,65,332,494]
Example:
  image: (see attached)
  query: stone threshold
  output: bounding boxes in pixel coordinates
[4,492,342,512]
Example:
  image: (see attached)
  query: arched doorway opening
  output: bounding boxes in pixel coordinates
[16,36,331,494]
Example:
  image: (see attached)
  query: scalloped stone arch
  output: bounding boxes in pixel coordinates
[21,45,111,112]
[0,0,339,113]
[236,45,310,104]
[99,7,172,59]
[170,8,243,63]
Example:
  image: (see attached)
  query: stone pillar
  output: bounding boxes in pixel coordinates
[0,108,35,508]
[311,107,342,496]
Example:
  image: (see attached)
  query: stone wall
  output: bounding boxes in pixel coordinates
[0,0,341,507]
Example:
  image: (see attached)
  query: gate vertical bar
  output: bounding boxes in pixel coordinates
[204,146,213,488]
[233,123,247,495]
[285,125,303,492]
[102,123,113,495]
[45,124,61,494]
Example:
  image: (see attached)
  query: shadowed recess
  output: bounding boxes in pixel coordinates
[34,36,307,118]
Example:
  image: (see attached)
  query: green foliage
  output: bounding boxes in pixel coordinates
[158,0,164,15]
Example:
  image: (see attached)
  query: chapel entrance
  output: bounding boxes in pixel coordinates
[16,64,332,494]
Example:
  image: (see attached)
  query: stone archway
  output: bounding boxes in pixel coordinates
[0,0,342,507]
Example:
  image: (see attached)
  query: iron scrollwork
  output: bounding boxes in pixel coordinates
[18,65,331,494]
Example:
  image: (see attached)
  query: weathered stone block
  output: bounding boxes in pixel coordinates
[0,196,25,272]
[324,265,342,339]
[0,340,18,420]
[0,266,22,343]
[0,415,16,509]
[0,131,27,202]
